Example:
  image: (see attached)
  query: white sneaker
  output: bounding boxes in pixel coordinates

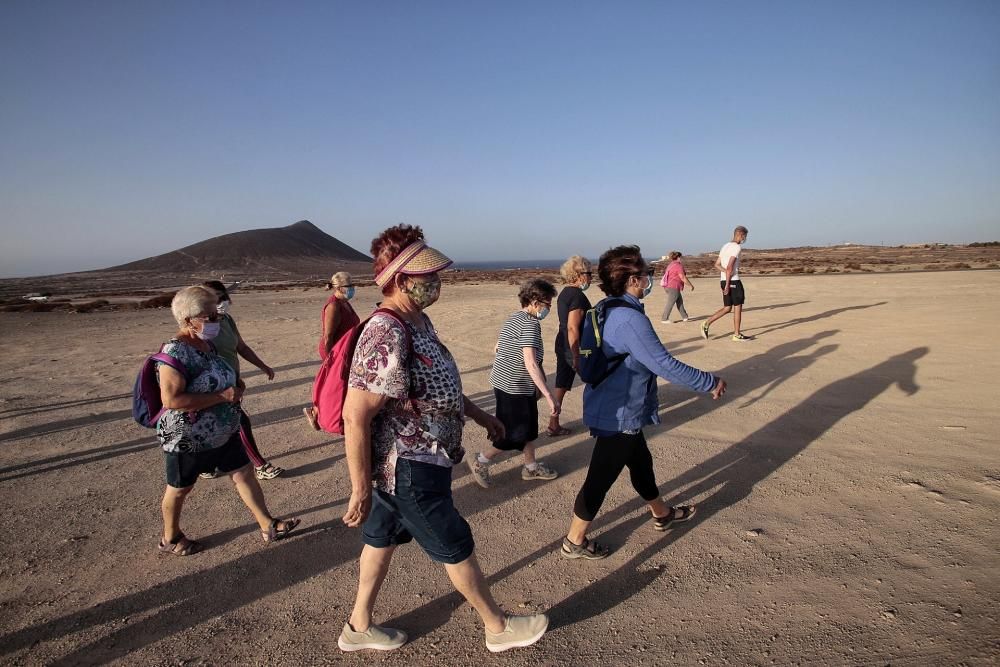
[485,614,549,653]
[338,622,407,652]
[660,320,673,324]
[467,456,492,488]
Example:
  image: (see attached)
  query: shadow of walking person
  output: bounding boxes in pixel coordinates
[549,346,928,630]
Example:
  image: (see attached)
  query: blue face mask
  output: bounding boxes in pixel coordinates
[637,275,653,299]
[345,286,356,300]
[580,281,590,291]
[535,306,550,321]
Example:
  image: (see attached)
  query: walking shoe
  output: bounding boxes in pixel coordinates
[560,536,611,560]
[485,613,549,653]
[660,319,673,324]
[467,456,492,488]
[338,622,407,652]
[255,463,284,480]
[521,462,558,481]
[700,323,710,339]
[652,505,697,531]
[198,471,220,480]
[731,333,751,341]
[681,318,691,322]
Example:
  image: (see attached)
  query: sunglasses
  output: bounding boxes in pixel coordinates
[192,313,221,323]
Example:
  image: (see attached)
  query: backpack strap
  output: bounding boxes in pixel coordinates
[151,351,193,382]
[591,298,644,387]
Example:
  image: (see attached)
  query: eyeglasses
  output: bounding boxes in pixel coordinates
[582,271,593,277]
[633,267,654,277]
[538,301,552,309]
[192,313,221,323]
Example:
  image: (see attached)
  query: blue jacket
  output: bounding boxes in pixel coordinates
[583,294,717,434]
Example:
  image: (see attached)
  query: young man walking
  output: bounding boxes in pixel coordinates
[701,226,750,341]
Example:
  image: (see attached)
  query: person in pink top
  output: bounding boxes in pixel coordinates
[304,271,361,430]
[659,251,695,323]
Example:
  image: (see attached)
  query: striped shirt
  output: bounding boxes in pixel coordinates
[490,310,543,395]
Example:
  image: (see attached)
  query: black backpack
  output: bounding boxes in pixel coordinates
[578,298,643,387]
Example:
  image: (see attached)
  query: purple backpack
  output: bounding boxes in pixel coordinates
[132,349,192,428]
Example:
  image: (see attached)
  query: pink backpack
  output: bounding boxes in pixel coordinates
[311,308,427,434]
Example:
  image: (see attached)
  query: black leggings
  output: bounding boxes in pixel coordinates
[573,431,660,521]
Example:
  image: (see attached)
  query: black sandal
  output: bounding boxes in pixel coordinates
[158,532,204,556]
[262,518,300,543]
[652,505,697,531]
[560,536,610,560]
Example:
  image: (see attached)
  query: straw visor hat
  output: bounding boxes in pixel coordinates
[374,241,453,288]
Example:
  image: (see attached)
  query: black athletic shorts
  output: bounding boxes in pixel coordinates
[721,280,746,307]
[164,431,250,488]
[554,335,577,390]
[492,388,539,451]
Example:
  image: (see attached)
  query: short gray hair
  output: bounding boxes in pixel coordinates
[171,286,218,326]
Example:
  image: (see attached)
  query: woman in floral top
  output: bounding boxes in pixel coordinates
[155,286,298,556]
[336,225,549,654]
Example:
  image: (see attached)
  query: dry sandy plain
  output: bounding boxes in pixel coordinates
[1,270,997,666]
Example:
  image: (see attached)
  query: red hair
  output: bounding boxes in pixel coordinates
[371,224,425,294]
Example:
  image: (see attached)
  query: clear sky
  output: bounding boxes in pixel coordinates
[1,1,998,277]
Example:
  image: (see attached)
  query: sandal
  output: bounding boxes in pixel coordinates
[560,536,610,560]
[158,532,204,556]
[545,427,572,437]
[652,505,697,531]
[262,518,300,543]
[303,407,320,431]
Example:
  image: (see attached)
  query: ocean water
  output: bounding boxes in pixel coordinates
[451,259,565,271]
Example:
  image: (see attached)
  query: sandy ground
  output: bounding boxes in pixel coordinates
[0,271,997,666]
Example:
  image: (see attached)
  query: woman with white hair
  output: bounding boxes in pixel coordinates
[155,286,299,556]
[548,255,593,436]
[304,271,360,430]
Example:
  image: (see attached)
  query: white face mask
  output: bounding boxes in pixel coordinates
[216,301,230,315]
[195,321,221,340]
[580,281,590,291]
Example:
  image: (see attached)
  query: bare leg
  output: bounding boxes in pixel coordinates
[349,545,397,632]
[522,440,537,466]
[229,464,274,532]
[733,304,743,336]
[705,304,732,328]
[161,484,193,543]
[567,513,591,545]
[444,553,506,634]
[548,388,568,432]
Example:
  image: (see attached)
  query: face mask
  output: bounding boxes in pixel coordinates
[404,278,441,310]
[345,286,356,300]
[643,276,654,298]
[195,321,221,340]
[580,281,590,292]
[216,301,230,315]
[535,306,550,321]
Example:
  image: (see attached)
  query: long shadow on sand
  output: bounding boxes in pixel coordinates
[0,345,924,661]
[388,347,928,638]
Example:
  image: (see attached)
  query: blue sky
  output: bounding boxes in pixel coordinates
[1,1,998,277]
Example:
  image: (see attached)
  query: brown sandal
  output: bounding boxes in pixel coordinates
[158,532,204,556]
[262,518,300,543]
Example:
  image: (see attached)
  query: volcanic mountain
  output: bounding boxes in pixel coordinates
[109,220,371,276]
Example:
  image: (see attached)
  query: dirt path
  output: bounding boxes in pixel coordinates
[1,272,997,665]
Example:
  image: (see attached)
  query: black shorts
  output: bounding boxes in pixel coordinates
[492,388,539,451]
[164,431,250,488]
[721,280,746,307]
[554,336,577,390]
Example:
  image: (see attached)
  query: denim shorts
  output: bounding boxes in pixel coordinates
[362,458,475,564]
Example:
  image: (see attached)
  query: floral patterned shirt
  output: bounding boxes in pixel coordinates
[155,339,241,453]
[348,312,465,494]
